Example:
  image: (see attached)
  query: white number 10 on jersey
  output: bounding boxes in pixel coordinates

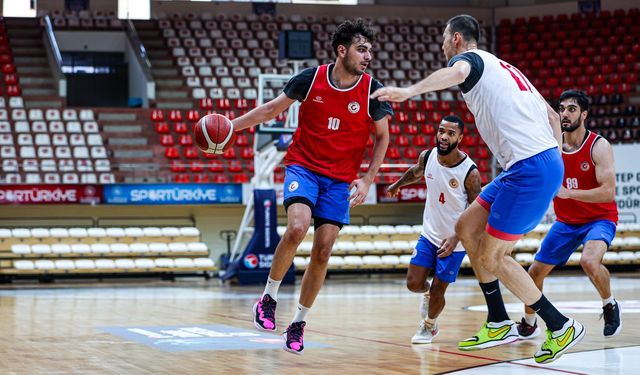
[327,117,341,130]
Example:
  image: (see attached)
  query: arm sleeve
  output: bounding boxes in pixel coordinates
[369,79,394,121]
[282,67,317,102]
[447,52,484,93]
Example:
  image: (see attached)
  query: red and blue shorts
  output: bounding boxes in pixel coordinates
[477,148,563,241]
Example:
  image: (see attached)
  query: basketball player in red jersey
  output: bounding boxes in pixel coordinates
[517,90,621,339]
[231,19,392,354]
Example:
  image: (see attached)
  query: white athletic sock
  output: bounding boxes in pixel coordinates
[262,277,281,301]
[292,303,310,323]
[602,295,615,307]
[525,313,537,326]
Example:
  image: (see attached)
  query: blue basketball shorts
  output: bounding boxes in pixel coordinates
[410,235,466,283]
[535,220,617,266]
[283,164,350,225]
[477,147,563,240]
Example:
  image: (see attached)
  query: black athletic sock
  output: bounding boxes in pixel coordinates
[528,294,569,332]
[479,280,510,323]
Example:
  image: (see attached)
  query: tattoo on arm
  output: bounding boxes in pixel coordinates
[393,150,429,188]
[464,168,482,204]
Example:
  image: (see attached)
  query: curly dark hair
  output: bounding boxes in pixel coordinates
[330,18,376,55]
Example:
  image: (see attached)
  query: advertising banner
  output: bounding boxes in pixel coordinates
[0,185,101,204]
[103,184,242,205]
[377,184,426,203]
[613,144,640,222]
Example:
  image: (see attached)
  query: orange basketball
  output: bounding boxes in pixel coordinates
[193,114,236,154]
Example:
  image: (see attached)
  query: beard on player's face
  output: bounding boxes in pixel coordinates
[437,139,459,155]
[561,116,582,132]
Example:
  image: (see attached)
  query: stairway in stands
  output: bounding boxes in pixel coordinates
[133,20,192,109]
[4,18,63,108]
[96,109,169,183]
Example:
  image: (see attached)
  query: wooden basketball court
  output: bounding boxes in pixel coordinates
[0,272,636,374]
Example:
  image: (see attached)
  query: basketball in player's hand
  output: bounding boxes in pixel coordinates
[193,114,236,154]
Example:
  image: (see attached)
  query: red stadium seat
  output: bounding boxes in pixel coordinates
[160,135,174,146]
[7,85,20,96]
[170,160,186,173]
[174,174,190,183]
[193,174,210,183]
[413,135,428,147]
[217,99,230,110]
[396,135,409,147]
[151,109,164,121]
[164,147,179,159]
[404,147,418,159]
[174,122,188,134]
[184,147,199,159]
[200,98,213,110]
[414,112,426,123]
[189,160,204,172]
[228,160,242,172]
[223,147,236,159]
[178,134,193,146]
[155,122,170,134]
[169,110,182,122]
[187,110,200,122]
[240,147,254,159]
[233,173,250,183]
[213,174,229,183]
[208,160,224,172]
[386,147,401,159]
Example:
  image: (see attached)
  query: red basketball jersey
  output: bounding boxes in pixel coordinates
[284,64,373,182]
[554,131,618,224]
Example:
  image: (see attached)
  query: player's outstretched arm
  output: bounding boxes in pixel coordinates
[231,93,296,132]
[349,116,390,207]
[385,150,429,197]
[371,61,470,102]
[560,138,616,203]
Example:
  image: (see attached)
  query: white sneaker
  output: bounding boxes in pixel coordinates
[419,292,430,320]
[411,320,439,344]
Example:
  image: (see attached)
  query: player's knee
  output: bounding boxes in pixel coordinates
[527,264,545,281]
[406,275,425,292]
[479,252,500,273]
[310,246,332,264]
[285,223,308,244]
[580,256,600,275]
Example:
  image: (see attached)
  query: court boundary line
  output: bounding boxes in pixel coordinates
[438,345,640,375]
[207,310,587,375]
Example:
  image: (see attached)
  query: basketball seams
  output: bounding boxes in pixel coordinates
[195,114,235,154]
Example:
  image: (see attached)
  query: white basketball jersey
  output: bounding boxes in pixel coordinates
[421,149,476,252]
[459,49,558,170]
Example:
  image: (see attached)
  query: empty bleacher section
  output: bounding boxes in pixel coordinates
[0,226,215,278]
[290,223,640,271]
[4,18,63,108]
[497,8,640,143]
[0,107,115,184]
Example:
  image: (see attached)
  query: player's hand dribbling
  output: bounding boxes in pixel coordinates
[348,178,371,208]
[370,86,413,103]
[437,235,458,258]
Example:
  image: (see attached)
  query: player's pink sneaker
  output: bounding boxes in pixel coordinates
[283,321,306,355]
[253,294,277,331]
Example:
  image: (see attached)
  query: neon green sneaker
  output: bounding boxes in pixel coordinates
[458,320,519,351]
[534,318,585,364]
